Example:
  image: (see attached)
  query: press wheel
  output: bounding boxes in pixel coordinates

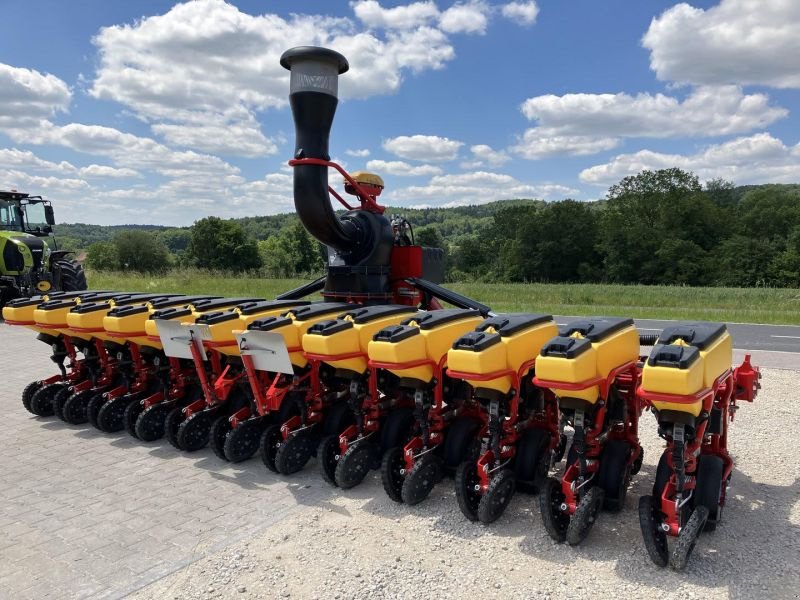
[401,453,443,506]
[224,417,265,463]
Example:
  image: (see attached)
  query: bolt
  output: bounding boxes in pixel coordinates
[560,503,568,512]
[474,484,481,492]
[661,523,670,532]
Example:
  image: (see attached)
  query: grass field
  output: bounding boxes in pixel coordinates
[87,270,800,325]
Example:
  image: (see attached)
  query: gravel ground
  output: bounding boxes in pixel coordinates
[130,367,800,600]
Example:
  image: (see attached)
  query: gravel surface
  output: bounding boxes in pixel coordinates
[130,367,800,600]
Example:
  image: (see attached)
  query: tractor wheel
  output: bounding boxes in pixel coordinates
[135,402,172,442]
[177,411,214,452]
[336,442,378,489]
[54,259,87,292]
[401,453,443,506]
[53,385,72,421]
[381,446,405,503]
[638,495,668,567]
[695,455,724,532]
[539,477,570,543]
[86,393,106,429]
[598,440,631,512]
[22,380,43,414]
[124,398,146,438]
[224,417,265,463]
[566,487,605,546]
[669,506,709,571]
[260,425,283,473]
[62,389,93,424]
[514,427,551,495]
[210,415,231,461]
[317,434,341,486]
[165,407,186,450]
[454,460,482,522]
[478,468,516,524]
[275,432,314,475]
[29,383,62,417]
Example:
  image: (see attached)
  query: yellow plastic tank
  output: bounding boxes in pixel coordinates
[302,305,419,374]
[368,309,484,382]
[33,292,129,338]
[447,313,558,395]
[67,294,174,342]
[2,291,89,331]
[536,317,639,403]
[249,303,354,370]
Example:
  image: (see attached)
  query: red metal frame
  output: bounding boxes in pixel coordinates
[534,361,642,514]
[637,355,759,536]
[288,158,385,214]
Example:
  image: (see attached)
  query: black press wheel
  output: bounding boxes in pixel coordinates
[317,434,341,486]
[336,442,378,489]
[210,415,232,461]
[135,402,171,441]
[598,439,631,512]
[62,389,93,424]
[632,446,644,475]
[97,393,137,433]
[22,380,43,413]
[443,417,480,471]
[565,486,604,546]
[695,454,724,532]
[260,424,283,473]
[401,452,443,506]
[165,406,186,450]
[454,460,482,522]
[29,383,63,417]
[477,468,516,524]
[539,477,570,542]
[53,385,73,421]
[381,446,405,503]
[124,398,146,438]
[638,494,669,567]
[514,427,551,495]
[224,417,266,463]
[86,393,106,429]
[669,505,709,571]
[275,432,315,475]
[177,410,214,452]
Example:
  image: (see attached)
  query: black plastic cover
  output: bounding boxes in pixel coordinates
[373,324,420,343]
[478,313,553,337]
[108,304,149,318]
[151,307,191,320]
[540,336,592,359]
[71,301,114,314]
[191,297,263,312]
[647,344,700,369]
[307,319,353,336]
[196,310,239,325]
[403,308,480,330]
[559,317,634,342]
[37,299,78,311]
[149,295,219,310]
[237,299,310,316]
[288,302,353,322]
[452,330,501,352]
[249,316,292,332]
[341,304,417,324]
[657,322,727,350]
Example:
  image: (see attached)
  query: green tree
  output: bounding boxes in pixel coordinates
[258,237,295,277]
[414,226,445,250]
[157,228,192,253]
[186,217,262,272]
[85,241,119,270]
[114,231,171,273]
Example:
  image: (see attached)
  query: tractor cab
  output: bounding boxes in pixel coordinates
[0,191,55,237]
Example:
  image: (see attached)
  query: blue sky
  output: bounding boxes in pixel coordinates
[0,0,798,225]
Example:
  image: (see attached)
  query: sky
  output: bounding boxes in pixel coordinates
[0,0,799,226]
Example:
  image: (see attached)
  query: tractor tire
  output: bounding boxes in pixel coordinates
[54,259,87,292]
[22,380,43,414]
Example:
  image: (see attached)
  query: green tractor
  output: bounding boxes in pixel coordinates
[0,190,87,308]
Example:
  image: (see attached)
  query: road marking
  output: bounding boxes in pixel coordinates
[770,335,800,339]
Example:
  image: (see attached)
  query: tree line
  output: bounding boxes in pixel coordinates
[78,168,800,288]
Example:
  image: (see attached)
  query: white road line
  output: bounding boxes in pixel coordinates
[770,335,800,339]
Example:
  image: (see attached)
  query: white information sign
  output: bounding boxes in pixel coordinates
[236,331,294,374]
[157,320,208,360]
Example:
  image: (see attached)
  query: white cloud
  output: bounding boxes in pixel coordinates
[365,159,443,176]
[0,64,71,133]
[501,1,539,25]
[352,0,439,30]
[151,116,278,158]
[0,148,76,174]
[580,133,800,186]
[391,170,578,207]
[439,1,490,34]
[346,148,371,157]
[383,134,463,162]
[513,85,787,159]
[461,144,510,168]
[643,0,800,88]
[78,165,139,178]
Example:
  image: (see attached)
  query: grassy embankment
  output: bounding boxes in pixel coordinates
[87,270,800,325]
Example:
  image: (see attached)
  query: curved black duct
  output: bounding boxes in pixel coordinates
[280,46,393,272]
